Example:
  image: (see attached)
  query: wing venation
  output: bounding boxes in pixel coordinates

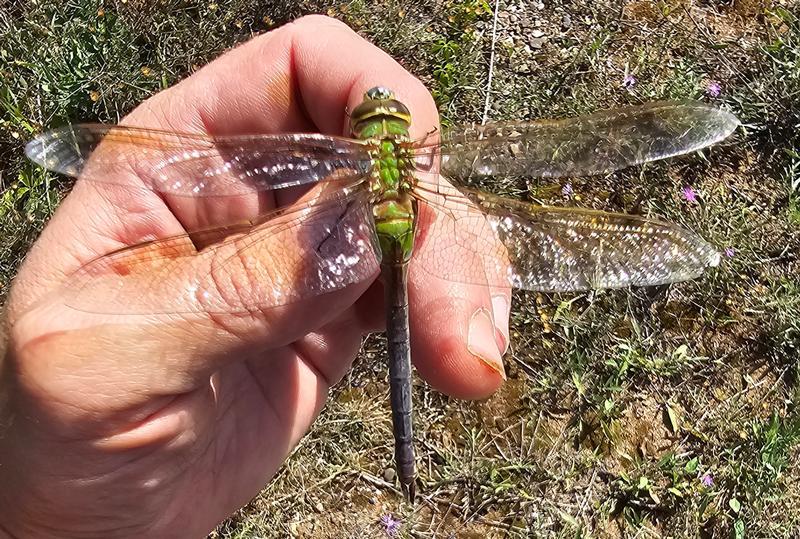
[424,101,739,179]
[25,124,374,196]
[414,186,720,292]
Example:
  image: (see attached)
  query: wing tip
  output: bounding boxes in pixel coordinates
[24,137,44,165]
[677,100,741,140]
[24,125,84,175]
[718,109,741,138]
[707,249,722,268]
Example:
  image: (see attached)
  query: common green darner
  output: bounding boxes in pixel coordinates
[25,87,739,502]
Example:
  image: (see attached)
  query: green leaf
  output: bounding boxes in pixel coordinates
[772,6,797,24]
[729,497,741,514]
[685,457,699,473]
[571,371,585,397]
[557,510,579,527]
[673,344,688,358]
[665,402,680,434]
[603,398,614,414]
[734,519,745,539]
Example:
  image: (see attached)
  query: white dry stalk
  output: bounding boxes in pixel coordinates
[481,0,501,125]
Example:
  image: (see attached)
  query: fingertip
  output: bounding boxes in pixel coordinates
[285,16,438,139]
[490,293,510,355]
[467,307,507,381]
[418,335,505,400]
[126,14,438,141]
[289,13,354,30]
[408,290,505,400]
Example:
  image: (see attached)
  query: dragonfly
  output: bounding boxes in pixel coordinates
[25,87,739,502]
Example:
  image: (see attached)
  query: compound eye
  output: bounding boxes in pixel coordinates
[366,86,394,100]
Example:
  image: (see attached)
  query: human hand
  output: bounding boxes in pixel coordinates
[0,15,509,538]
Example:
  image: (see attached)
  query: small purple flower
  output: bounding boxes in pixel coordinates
[381,514,401,537]
[706,81,722,98]
[623,73,636,89]
[701,473,714,487]
[562,182,574,197]
[682,185,698,203]
[724,247,736,258]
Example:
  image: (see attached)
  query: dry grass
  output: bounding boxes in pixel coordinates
[2,1,799,537]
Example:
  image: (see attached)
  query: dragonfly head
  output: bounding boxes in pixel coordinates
[366,86,394,100]
[350,87,411,139]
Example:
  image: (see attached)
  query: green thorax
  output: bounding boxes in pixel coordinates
[350,87,416,264]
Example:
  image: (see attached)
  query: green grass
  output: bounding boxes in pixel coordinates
[2,1,800,537]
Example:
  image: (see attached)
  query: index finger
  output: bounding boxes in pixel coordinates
[13,15,437,318]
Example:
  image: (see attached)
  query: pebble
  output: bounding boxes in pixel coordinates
[383,467,396,482]
[530,37,546,49]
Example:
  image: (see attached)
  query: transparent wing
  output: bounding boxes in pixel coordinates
[61,185,381,314]
[413,183,721,292]
[25,124,373,196]
[419,101,739,179]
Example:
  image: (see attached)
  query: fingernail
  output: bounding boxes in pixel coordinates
[491,294,510,354]
[468,308,506,380]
